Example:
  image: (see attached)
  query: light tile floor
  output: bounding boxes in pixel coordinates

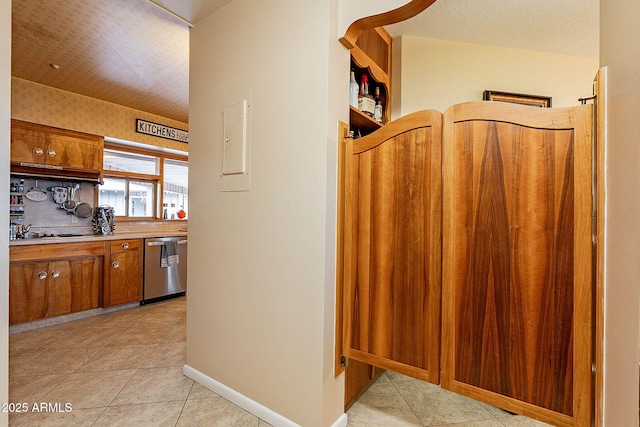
[346,372,552,427]
[9,297,271,426]
[9,297,552,427]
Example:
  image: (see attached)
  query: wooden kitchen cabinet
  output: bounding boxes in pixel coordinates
[9,261,48,324]
[9,242,104,325]
[11,120,103,173]
[104,239,143,307]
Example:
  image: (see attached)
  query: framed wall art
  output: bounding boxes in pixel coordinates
[483,90,552,108]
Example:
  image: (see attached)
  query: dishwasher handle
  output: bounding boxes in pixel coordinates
[147,239,188,247]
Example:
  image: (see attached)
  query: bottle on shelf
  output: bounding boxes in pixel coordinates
[349,70,359,109]
[357,74,375,118]
[374,86,383,123]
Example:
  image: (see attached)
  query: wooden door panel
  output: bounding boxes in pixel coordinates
[442,102,593,427]
[47,132,102,171]
[68,257,102,312]
[109,250,142,305]
[9,262,49,324]
[452,121,575,411]
[10,124,47,165]
[47,261,72,318]
[343,110,442,383]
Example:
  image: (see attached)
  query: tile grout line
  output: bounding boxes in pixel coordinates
[173,381,196,427]
[8,299,192,425]
[384,372,427,427]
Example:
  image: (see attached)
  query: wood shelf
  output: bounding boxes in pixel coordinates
[348,27,391,137]
[350,106,382,136]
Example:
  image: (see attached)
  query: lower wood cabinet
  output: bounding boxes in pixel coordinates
[9,242,104,325]
[9,238,144,324]
[104,239,143,307]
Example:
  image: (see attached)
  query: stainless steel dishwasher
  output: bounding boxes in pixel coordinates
[143,236,187,303]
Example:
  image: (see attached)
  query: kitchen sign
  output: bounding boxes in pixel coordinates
[136,119,188,143]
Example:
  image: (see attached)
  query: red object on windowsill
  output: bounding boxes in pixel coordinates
[177,210,186,219]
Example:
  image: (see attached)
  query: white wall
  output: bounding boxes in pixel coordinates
[0,2,10,426]
[187,1,348,426]
[600,0,640,425]
[339,0,409,37]
[392,36,599,117]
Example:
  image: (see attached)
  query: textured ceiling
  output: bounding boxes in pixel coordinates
[146,0,233,24]
[11,1,599,127]
[387,0,599,58]
[12,0,191,123]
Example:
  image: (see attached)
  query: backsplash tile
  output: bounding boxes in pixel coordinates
[11,177,95,235]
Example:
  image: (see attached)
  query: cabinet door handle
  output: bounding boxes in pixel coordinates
[50,270,61,278]
[112,261,120,269]
[121,242,129,249]
[33,148,44,156]
[47,149,56,157]
[38,271,47,280]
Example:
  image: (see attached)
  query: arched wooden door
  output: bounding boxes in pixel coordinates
[441,102,593,427]
[339,101,594,426]
[342,110,443,383]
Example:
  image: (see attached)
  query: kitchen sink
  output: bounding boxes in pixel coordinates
[27,233,87,239]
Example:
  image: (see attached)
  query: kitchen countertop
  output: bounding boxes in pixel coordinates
[10,231,188,246]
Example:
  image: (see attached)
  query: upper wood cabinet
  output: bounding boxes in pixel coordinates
[349,27,392,136]
[10,120,104,178]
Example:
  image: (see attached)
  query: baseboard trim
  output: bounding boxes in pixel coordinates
[183,364,300,426]
[331,413,348,427]
[183,365,347,427]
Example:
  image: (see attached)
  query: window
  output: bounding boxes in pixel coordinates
[99,178,156,217]
[163,159,188,219]
[99,145,188,219]
[103,149,158,174]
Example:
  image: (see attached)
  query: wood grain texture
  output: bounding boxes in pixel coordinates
[336,121,349,378]
[338,121,387,408]
[343,110,442,383]
[11,119,103,172]
[344,359,384,410]
[106,239,143,306]
[442,102,593,426]
[9,256,102,324]
[9,261,49,324]
[10,241,106,262]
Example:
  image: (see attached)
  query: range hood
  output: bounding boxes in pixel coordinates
[10,163,102,184]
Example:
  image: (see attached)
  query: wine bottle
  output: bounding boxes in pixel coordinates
[349,70,359,108]
[374,86,383,123]
[357,74,375,117]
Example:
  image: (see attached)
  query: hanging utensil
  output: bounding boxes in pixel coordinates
[25,180,47,202]
[62,186,77,214]
[50,186,68,204]
[74,185,93,218]
[74,203,93,218]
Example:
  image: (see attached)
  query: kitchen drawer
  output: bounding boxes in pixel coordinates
[110,239,141,253]
[10,241,105,262]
